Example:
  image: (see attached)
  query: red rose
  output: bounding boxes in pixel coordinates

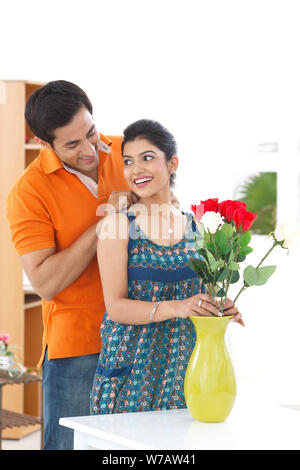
[233,208,257,231]
[218,200,247,222]
[191,198,219,220]
[201,198,219,213]
[191,204,204,220]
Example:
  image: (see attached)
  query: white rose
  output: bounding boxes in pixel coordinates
[200,211,224,234]
[274,221,300,249]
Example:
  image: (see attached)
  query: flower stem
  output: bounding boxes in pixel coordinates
[221,237,238,311]
[233,240,278,304]
[256,240,278,269]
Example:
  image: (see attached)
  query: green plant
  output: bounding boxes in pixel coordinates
[189,198,286,314]
[234,172,276,235]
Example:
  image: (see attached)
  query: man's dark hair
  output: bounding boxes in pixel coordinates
[25,80,93,146]
[121,119,177,187]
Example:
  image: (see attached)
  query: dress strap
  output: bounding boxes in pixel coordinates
[116,210,139,252]
[116,209,136,222]
[184,211,199,234]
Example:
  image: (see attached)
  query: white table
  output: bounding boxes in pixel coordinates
[59,379,300,450]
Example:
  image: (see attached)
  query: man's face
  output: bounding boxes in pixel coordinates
[51,106,100,178]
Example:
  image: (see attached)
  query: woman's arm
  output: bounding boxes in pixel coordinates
[97,212,220,325]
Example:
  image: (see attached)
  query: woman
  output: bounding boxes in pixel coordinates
[90,119,242,415]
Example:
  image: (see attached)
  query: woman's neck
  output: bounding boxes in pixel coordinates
[138,188,172,215]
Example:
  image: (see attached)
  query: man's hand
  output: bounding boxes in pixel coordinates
[96,191,140,216]
[96,189,180,217]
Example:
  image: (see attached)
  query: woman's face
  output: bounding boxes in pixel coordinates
[122,138,177,199]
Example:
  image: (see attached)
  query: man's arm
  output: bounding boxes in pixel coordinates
[19,189,141,301]
[20,221,99,301]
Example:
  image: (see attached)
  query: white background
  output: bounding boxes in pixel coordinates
[1,0,300,405]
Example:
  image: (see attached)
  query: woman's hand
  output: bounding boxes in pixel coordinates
[175,293,220,319]
[175,294,245,326]
[213,297,245,327]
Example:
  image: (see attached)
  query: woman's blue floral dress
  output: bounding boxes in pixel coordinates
[90,211,205,415]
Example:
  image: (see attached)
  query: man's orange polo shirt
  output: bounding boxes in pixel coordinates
[6,133,130,368]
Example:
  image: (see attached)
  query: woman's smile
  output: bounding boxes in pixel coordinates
[133,176,153,188]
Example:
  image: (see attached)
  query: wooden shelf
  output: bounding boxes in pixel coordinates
[0,370,43,449]
[0,80,45,439]
[0,409,41,430]
[24,294,42,310]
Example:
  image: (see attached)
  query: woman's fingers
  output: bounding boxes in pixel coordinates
[230,313,245,327]
[223,305,239,316]
[222,299,245,327]
[193,294,220,317]
[192,303,213,317]
[193,294,245,325]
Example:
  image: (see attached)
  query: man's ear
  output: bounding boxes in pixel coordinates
[34,136,51,149]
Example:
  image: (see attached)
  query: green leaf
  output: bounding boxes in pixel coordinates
[224,249,235,264]
[215,231,227,247]
[230,271,240,284]
[194,239,205,250]
[206,249,216,267]
[220,223,234,238]
[187,261,210,284]
[210,260,225,272]
[243,265,257,286]
[236,254,246,262]
[239,246,253,257]
[216,269,229,282]
[204,231,210,241]
[197,248,207,258]
[255,266,276,285]
[206,241,215,253]
[189,258,214,283]
[239,230,251,246]
[200,264,214,283]
[216,288,226,297]
[228,260,240,271]
[219,244,231,255]
[187,260,203,276]
[204,249,225,272]
[243,265,277,287]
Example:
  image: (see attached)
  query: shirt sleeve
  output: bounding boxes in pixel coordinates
[6,185,56,256]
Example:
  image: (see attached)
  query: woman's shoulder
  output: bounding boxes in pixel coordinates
[96,210,130,241]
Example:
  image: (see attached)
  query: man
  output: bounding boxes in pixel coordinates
[6,80,140,450]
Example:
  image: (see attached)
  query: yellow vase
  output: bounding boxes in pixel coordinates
[184,315,236,422]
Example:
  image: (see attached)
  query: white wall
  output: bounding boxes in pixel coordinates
[1,0,300,400]
[3,1,300,201]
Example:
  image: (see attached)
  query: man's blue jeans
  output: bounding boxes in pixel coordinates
[42,347,99,450]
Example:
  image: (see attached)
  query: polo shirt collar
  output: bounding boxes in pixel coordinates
[100,132,112,148]
[40,132,113,175]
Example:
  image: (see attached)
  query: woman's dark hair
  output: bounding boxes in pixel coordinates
[25,80,93,146]
[121,119,177,187]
